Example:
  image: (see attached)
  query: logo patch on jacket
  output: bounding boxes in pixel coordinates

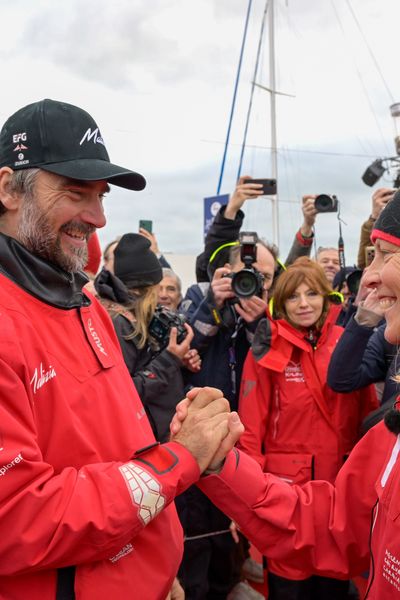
[30,362,57,394]
[284,361,305,383]
[119,463,165,525]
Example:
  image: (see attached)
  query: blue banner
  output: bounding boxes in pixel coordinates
[203,194,229,238]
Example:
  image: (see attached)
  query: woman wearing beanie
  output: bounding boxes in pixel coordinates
[95,233,201,443]
[237,256,377,600]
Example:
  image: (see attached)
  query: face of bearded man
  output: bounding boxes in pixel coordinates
[14,170,107,272]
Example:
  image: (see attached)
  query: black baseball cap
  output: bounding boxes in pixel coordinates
[0,99,146,191]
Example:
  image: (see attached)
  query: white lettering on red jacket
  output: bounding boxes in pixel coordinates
[87,319,108,356]
[30,363,57,394]
[119,463,165,525]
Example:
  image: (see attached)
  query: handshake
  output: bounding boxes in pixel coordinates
[169,387,244,474]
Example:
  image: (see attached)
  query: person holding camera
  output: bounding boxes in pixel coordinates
[235,256,377,599]
[176,234,276,600]
[286,195,341,284]
[196,177,312,283]
[95,233,201,443]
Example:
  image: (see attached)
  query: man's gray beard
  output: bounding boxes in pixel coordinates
[17,195,90,273]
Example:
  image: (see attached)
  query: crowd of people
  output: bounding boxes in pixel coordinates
[1,97,400,600]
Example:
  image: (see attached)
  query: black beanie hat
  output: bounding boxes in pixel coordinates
[114,233,162,288]
[371,189,400,247]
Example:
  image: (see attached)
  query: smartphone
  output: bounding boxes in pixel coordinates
[365,246,375,267]
[243,178,277,196]
[139,219,153,234]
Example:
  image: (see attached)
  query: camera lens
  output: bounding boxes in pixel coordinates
[315,195,332,211]
[231,270,258,298]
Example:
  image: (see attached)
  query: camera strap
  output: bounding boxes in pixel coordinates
[228,316,243,397]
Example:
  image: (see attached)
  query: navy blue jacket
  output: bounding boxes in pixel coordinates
[181,282,259,412]
[327,316,398,406]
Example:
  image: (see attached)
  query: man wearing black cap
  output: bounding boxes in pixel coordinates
[0,99,234,600]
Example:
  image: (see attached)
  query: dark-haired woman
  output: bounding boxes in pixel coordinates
[95,233,200,443]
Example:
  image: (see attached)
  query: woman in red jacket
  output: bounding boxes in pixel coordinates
[238,257,377,599]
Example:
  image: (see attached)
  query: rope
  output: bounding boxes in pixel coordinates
[217,0,253,195]
[184,529,232,542]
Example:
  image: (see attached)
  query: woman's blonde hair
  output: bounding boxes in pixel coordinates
[273,257,333,330]
[125,284,159,349]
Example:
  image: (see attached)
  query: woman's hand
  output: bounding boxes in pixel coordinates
[181,348,202,372]
[167,323,194,362]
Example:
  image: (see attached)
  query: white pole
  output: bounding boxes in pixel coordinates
[268,0,279,246]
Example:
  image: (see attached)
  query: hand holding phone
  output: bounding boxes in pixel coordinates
[139,219,153,234]
[243,178,277,196]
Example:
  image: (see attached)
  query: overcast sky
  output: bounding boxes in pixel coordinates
[1,0,400,266]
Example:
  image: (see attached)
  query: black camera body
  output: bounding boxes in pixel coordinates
[228,232,264,299]
[149,306,187,349]
[314,194,338,213]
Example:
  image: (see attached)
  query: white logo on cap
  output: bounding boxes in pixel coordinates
[13,133,27,143]
[18,153,24,160]
[79,128,105,147]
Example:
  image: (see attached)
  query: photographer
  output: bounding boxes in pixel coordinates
[357,187,396,269]
[177,234,276,600]
[195,176,312,283]
[95,233,201,443]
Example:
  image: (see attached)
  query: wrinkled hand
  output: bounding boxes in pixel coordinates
[225,175,264,219]
[211,265,235,308]
[171,387,232,472]
[171,388,244,472]
[235,295,268,323]
[361,288,384,317]
[181,348,202,372]
[167,324,194,362]
[354,268,373,306]
[371,188,396,220]
[139,227,160,255]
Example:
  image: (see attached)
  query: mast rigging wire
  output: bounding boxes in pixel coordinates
[216,0,253,195]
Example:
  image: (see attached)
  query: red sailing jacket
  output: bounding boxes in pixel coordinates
[199,423,400,600]
[0,272,199,600]
[238,308,377,578]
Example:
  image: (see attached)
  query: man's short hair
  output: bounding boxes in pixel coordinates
[161,268,182,293]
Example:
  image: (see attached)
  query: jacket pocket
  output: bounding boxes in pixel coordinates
[264,452,314,485]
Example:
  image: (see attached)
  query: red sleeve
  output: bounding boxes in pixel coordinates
[238,350,271,468]
[0,355,199,575]
[199,424,390,579]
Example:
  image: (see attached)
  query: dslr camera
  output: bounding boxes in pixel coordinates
[314,194,338,213]
[149,306,187,349]
[226,232,264,299]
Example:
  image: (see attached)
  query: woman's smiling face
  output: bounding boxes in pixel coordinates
[364,238,400,344]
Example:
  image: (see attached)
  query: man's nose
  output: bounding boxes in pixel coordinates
[82,198,106,229]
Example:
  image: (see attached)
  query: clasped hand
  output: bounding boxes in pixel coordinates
[170,387,244,473]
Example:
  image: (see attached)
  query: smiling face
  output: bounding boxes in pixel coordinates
[364,238,400,344]
[158,275,182,310]
[284,282,325,329]
[14,170,108,272]
[316,248,340,283]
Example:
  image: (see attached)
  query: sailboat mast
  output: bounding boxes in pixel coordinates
[268,0,279,246]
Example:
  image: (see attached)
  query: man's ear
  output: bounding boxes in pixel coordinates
[0,168,22,211]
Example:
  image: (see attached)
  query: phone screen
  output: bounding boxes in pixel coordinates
[139,220,153,234]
